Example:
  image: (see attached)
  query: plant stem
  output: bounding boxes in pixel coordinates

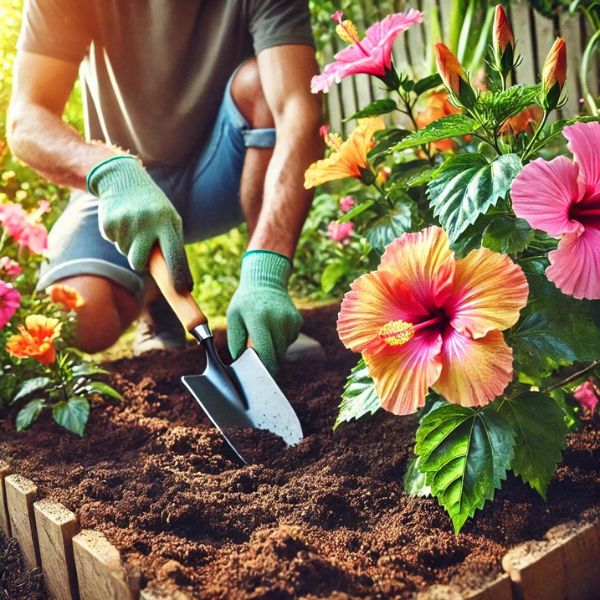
[545,361,599,392]
[522,110,549,162]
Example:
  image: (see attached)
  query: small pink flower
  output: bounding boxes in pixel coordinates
[573,381,599,414]
[0,257,22,276]
[0,202,49,255]
[18,223,48,255]
[0,280,21,329]
[0,203,28,239]
[339,195,357,213]
[312,10,423,93]
[328,220,354,244]
[512,121,600,299]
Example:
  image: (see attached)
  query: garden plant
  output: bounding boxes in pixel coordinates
[305,4,600,533]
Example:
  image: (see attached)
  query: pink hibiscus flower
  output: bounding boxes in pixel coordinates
[0,257,22,276]
[573,380,599,414]
[311,9,423,93]
[328,221,354,245]
[0,280,21,329]
[511,121,600,299]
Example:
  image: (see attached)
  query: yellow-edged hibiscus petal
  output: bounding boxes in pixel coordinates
[447,247,529,339]
[337,269,429,354]
[365,328,443,415]
[379,226,455,311]
[304,117,385,188]
[433,329,513,407]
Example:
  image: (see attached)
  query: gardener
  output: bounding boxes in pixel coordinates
[7,1,322,374]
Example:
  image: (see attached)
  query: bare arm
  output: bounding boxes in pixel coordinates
[7,51,123,190]
[249,45,323,259]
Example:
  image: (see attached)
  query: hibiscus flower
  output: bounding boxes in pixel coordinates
[6,315,62,365]
[337,226,528,414]
[0,280,20,329]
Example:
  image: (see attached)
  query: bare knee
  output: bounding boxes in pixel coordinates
[50,275,141,353]
[231,58,274,129]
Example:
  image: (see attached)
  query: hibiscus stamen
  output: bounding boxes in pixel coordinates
[378,316,442,347]
[332,11,370,57]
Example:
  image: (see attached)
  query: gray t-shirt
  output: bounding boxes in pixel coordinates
[18,0,314,167]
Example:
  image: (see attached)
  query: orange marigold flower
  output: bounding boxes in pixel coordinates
[48,284,85,310]
[6,315,62,366]
[304,117,385,189]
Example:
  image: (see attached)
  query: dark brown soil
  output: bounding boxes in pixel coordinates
[0,531,46,600]
[1,305,599,599]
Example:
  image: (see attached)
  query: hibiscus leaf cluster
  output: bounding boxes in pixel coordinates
[307,5,600,532]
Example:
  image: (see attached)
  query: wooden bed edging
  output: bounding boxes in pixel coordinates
[1,457,598,600]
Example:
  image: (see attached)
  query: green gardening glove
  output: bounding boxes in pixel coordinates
[87,155,192,293]
[227,250,303,374]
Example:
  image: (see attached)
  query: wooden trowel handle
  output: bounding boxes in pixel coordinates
[148,245,208,332]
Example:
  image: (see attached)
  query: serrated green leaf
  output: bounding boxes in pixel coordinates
[12,377,51,404]
[365,201,413,254]
[321,261,349,294]
[428,153,522,243]
[482,217,535,254]
[369,128,411,164]
[84,381,123,401]
[334,358,381,429]
[16,399,46,431]
[52,397,90,437]
[345,98,397,121]
[497,392,567,499]
[339,199,375,223]
[414,74,443,96]
[416,404,515,533]
[478,85,541,127]
[392,114,477,152]
[403,456,432,497]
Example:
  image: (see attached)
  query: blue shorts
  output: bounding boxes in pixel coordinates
[38,71,275,301]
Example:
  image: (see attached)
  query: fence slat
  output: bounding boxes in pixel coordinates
[0,461,11,537]
[560,12,585,117]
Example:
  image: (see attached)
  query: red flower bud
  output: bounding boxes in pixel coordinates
[435,43,476,109]
[541,38,567,110]
[493,5,515,75]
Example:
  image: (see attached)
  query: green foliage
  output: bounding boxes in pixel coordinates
[477,85,541,130]
[403,456,432,498]
[346,99,397,121]
[52,397,90,437]
[391,115,478,151]
[428,153,522,243]
[496,392,568,498]
[15,398,44,431]
[482,217,536,254]
[334,358,381,429]
[416,404,515,533]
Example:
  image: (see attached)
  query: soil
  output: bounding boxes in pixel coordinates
[0,531,46,600]
[1,305,599,599]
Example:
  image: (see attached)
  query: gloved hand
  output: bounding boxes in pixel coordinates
[227,250,303,374]
[87,155,192,293]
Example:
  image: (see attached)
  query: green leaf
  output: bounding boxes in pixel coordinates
[416,404,515,533]
[391,114,478,151]
[510,273,600,378]
[413,74,443,96]
[339,199,375,223]
[84,381,123,401]
[345,98,397,121]
[71,363,109,377]
[12,377,51,404]
[534,116,600,154]
[482,217,535,254]
[321,261,349,294]
[52,397,90,437]
[497,392,568,499]
[403,456,432,498]
[334,358,381,430]
[478,85,541,127]
[369,128,411,164]
[428,153,522,243]
[365,201,413,254]
[15,399,46,431]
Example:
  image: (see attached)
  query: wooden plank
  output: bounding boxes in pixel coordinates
[559,12,584,117]
[73,529,138,600]
[0,460,11,537]
[5,473,40,570]
[417,584,463,599]
[464,574,513,600]
[510,4,537,85]
[34,499,79,600]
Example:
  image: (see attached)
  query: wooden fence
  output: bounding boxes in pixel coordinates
[321,0,599,133]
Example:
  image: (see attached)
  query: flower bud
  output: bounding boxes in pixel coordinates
[435,43,476,109]
[541,38,567,110]
[493,5,515,75]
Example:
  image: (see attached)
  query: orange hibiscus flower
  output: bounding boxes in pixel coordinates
[415,91,460,152]
[48,284,85,310]
[6,315,62,365]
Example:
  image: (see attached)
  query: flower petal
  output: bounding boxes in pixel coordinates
[546,227,600,299]
[365,328,443,415]
[511,156,582,236]
[337,269,429,354]
[447,247,529,338]
[433,329,513,407]
[379,226,455,312]
[563,121,600,200]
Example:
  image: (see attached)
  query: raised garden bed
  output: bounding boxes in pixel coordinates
[1,305,599,599]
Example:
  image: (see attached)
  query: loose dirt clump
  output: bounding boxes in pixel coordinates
[0,531,47,600]
[1,306,599,599]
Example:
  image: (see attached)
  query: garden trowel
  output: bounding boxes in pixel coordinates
[148,246,303,463]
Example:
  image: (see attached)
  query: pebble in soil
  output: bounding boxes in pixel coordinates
[1,307,599,599]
